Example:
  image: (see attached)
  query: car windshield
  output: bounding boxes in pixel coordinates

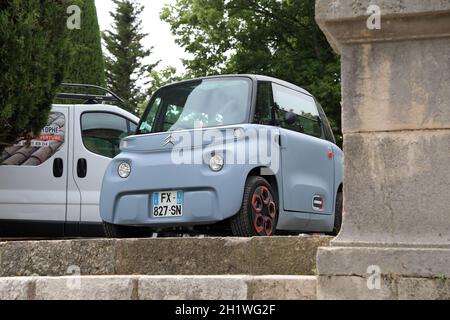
[137,78,252,134]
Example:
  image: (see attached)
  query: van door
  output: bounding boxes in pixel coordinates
[72,107,137,236]
[0,106,69,236]
[272,83,335,214]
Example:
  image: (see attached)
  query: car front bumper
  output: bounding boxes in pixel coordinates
[100,151,253,228]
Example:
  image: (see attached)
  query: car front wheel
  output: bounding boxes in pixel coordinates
[230,176,279,237]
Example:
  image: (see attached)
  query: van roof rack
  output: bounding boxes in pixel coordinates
[56,83,125,105]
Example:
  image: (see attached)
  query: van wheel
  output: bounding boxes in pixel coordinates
[103,221,150,238]
[230,176,278,237]
[330,191,343,236]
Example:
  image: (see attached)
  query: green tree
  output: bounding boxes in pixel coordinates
[64,0,106,86]
[148,66,184,95]
[137,66,184,116]
[162,0,342,145]
[103,0,158,114]
[0,0,68,152]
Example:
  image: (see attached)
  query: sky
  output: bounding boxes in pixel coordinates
[94,0,188,73]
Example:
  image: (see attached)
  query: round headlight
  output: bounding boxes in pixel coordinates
[118,162,131,178]
[209,154,224,172]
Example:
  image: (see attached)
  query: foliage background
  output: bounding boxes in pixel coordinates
[0,0,342,150]
[103,0,159,114]
[0,0,68,152]
[64,0,106,86]
[161,0,342,145]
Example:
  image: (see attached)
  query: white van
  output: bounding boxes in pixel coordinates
[0,84,139,237]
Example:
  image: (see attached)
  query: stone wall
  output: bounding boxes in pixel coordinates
[315,0,450,299]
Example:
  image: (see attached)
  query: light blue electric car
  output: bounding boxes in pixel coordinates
[100,75,343,237]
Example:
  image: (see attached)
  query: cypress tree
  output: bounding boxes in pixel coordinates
[64,0,106,86]
[0,0,68,153]
[103,0,158,114]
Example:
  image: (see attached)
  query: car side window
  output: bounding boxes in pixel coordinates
[315,100,336,144]
[162,104,184,132]
[254,81,273,125]
[272,83,322,137]
[139,97,161,134]
[129,121,137,135]
[81,112,131,158]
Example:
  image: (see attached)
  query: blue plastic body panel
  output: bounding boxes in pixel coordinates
[101,125,274,226]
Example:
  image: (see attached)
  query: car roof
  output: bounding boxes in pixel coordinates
[160,74,313,96]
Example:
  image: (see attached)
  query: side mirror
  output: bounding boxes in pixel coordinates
[285,111,297,125]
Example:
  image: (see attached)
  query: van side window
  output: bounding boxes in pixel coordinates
[81,112,132,158]
[254,81,273,125]
[272,83,322,137]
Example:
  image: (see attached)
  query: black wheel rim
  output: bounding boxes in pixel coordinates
[251,186,276,236]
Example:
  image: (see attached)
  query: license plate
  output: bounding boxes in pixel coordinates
[152,191,183,218]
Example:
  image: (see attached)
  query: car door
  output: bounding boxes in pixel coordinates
[273,83,335,215]
[0,106,69,236]
[72,106,137,235]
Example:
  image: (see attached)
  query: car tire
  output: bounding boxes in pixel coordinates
[230,176,279,237]
[103,221,151,238]
[330,191,343,236]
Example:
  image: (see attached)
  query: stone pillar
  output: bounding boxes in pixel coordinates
[315,0,450,299]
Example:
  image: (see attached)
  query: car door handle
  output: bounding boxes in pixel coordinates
[77,158,87,178]
[274,134,281,147]
[53,158,64,178]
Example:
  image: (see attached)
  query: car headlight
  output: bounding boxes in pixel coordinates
[209,154,224,172]
[118,162,131,178]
